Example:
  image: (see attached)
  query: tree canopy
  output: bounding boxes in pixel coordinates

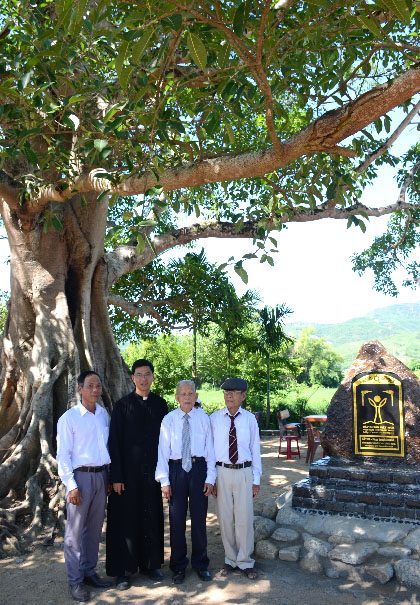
[1,0,420,270]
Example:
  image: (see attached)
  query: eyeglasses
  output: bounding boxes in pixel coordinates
[223,390,244,395]
[83,384,102,390]
[133,373,153,378]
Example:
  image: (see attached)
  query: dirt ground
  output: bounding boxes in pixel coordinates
[1,437,419,605]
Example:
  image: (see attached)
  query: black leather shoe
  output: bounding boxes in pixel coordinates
[195,569,211,581]
[116,576,130,590]
[84,573,112,588]
[70,583,90,602]
[172,570,185,585]
[148,569,163,581]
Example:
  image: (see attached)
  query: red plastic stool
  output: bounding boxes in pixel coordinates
[278,435,300,460]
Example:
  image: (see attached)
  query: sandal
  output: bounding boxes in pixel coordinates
[219,564,235,576]
[243,568,258,580]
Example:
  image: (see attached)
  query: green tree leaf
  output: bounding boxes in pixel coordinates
[233,1,251,37]
[94,139,108,152]
[234,262,248,284]
[186,32,207,71]
[132,29,154,64]
[115,41,130,80]
[377,0,412,25]
[136,235,146,255]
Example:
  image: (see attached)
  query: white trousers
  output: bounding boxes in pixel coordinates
[215,465,255,569]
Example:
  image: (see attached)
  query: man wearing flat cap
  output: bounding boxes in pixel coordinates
[210,377,261,580]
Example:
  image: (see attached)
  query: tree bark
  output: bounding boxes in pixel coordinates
[0,195,132,542]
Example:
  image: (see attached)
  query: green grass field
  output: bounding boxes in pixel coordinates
[163,385,335,419]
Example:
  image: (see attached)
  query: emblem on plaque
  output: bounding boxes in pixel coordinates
[352,371,405,457]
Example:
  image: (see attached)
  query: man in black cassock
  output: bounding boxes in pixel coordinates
[106,359,168,590]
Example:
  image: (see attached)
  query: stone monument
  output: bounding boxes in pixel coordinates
[292,340,420,522]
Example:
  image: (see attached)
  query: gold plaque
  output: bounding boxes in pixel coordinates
[352,372,404,457]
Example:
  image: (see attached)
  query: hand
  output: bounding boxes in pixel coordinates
[161,485,172,501]
[212,482,217,498]
[203,482,213,497]
[107,482,112,496]
[252,484,260,499]
[68,488,82,506]
[113,482,125,495]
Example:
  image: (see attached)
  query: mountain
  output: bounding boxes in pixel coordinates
[286,302,420,368]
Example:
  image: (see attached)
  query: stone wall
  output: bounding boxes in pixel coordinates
[254,490,420,588]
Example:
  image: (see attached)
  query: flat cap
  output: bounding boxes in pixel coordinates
[221,377,248,391]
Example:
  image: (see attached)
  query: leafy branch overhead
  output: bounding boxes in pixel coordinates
[0,3,419,204]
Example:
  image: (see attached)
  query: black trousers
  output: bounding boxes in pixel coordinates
[168,458,209,572]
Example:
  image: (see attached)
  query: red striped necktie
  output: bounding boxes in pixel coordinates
[229,413,239,463]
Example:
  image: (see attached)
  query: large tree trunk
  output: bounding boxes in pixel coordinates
[0,195,132,545]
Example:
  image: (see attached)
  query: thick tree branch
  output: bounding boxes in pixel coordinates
[356,99,420,174]
[397,160,420,204]
[26,65,420,211]
[0,172,20,209]
[108,292,188,329]
[106,196,419,285]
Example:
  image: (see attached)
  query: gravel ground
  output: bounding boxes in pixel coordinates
[1,437,418,604]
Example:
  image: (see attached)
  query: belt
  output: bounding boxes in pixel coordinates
[75,465,108,473]
[216,461,252,469]
[170,457,205,463]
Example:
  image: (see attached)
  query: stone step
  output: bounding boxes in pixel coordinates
[308,475,420,495]
[309,457,420,487]
[292,477,420,522]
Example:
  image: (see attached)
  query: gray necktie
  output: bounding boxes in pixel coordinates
[182,413,192,472]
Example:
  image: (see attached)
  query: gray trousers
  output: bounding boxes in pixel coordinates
[64,469,108,585]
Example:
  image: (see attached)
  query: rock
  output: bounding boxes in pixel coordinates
[394,559,420,587]
[271,527,299,542]
[328,541,379,565]
[321,340,420,465]
[303,533,332,556]
[253,501,264,516]
[254,517,277,542]
[261,497,278,520]
[300,552,322,574]
[378,545,411,557]
[255,539,279,560]
[328,535,355,545]
[275,503,305,527]
[404,528,420,553]
[322,516,408,543]
[323,561,341,579]
[278,545,301,562]
[364,563,394,584]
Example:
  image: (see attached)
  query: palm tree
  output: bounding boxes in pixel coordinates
[256,305,294,428]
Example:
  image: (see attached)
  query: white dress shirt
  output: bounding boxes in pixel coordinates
[155,406,216,486]
[210,407,262,485]
[56,402,111,492]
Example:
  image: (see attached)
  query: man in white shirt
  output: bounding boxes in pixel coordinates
[56,371,112,602]
[210,377,261,580]
[155,380,216,585]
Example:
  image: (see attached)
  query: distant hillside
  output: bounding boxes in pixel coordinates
[286,302,420,368]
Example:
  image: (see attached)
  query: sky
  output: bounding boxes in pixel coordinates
[0,115,419,327]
